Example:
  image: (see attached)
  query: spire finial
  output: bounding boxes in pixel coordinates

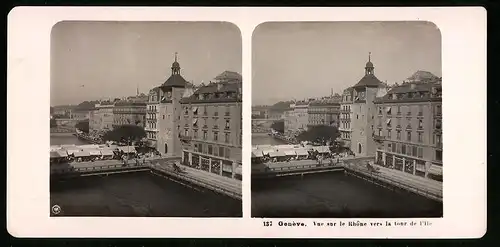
[368,52,371,62]
[175,52,178,62]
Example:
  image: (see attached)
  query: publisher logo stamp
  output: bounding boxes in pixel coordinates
[51,205,61,215]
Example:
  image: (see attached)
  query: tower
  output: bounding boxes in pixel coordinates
[350,52,383,157]
[157,52,188,157]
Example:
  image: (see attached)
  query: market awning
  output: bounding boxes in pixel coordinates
[295,149,309,156]
[269,151,286,157]
[65,148,81,155]
[313,146,330,153]
[50,150,68,158]
[118,146,137,153]
[251,150,264,158]
[283,150,297,156]
[74,151,91,157]
[100,149,115,156]
[79,144,100,149]
[56,150,68,157]
[428,164,442,176]
[262,149,275,156]
[87,149,102,156]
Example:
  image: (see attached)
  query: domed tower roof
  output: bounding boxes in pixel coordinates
[161,52,187,89]
[365,52,374,68]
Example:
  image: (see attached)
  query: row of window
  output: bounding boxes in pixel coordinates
[147,132,157,139]
[190,118,232,129]
[379,117,442,130]
[194,143,232,159]
[185,129,232,144]
[186,105,233,116]
[386,142,442,161]
[340,122,351,130]
[147,105,158,112]
[379,105,442,116]
[341,131,351,139]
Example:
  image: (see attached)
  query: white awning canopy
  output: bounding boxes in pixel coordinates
[295,148,309,156]
[74,151,91,157]
[65,148,81,155]
[87,149,102,156]
[269,151,286,157]
[262,149,275,156]
[118,146,137,153]
[251,150,264,158]
[283,150,297,156]
[100,149,115,156]
[313,146,331,153]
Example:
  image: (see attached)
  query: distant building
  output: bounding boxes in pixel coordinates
[339,87,354,148]
[112,96,148,129]
[145,87,161,148]
[307,95,341,128]
[294,101,310,132]
[283,107,296,135]
[373,74,442,181]
[179,71,243,180]
[89,101,115,133]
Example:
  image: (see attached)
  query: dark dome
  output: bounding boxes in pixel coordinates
[172,61,180,68]
[365,61,374,68]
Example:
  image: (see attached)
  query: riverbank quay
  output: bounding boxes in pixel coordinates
[51,157,242,200]
[252,156,442,202]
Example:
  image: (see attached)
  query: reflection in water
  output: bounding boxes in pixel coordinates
[50,135,89,145]
[252,134,286,146]
[251,171,442,218]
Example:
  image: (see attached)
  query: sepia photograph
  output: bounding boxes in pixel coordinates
[251,22,443,218]
[49,21,242,217]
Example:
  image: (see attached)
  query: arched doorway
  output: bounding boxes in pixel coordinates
[358,143,362,154]
[164,143,168,154]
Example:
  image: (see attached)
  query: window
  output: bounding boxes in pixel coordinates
[378,107,382,115]
[418,105,423,115]
[412,146,418,157]
[418,119,423,129]
[407,131,412,141]
[387,130,391,138]
[436,105,442,115]
[163,115,165,119]
[213,146,219,156]
[397,130,401,140]
[225,106,230,116]
[225,148,231,158]
[435,150,442,161]
[436,134,442,144]
[213,131,218,141]
[219,147,224,157]
[401,144,406,154]
[378,129,382,136]
[225,133,230,143]
[397,118,401,127]
[418,147,423,158]
[193,129,198,138]
[397,143,401,153]
[203,106,208,115]
[184,129,188,136]
[203,130,207,140]
[418,132,423,142]
[193,107,198,115]
[435,119,442,129]
[356,114,359,119]
[225,120,230,129]
[387,143,392,152]
[397,106,401,115]
[197,144,203,153]
[208,145,212,155]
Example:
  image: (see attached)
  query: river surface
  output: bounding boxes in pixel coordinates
[251,171,442,218]
[50,134,242,217]
[50,134,89,145]
[252,134,287,146]
[51,172,242,217]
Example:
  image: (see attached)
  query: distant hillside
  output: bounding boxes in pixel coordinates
[270,101,293,111]
[407,70,439,82]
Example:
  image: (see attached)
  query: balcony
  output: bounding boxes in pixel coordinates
[396,124,401,129]
[224,112,230,116]
[213,125,219,129]
[214,112,219,117]
[224,126,230,131]
[406,124,412,130]
[202,125,208,129]
[180,135,192,142]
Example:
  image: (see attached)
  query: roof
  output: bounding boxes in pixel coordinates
[162,74,188,88]
[309,96,342,106]
[114,100,147,106]
[353,74,383,88]
[214,71,242,82]
[180,81,242,104]
[374,81,442,103]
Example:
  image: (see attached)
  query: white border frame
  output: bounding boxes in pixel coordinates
[7,7,487,238]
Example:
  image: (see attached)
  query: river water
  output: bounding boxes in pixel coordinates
[50,134,242,217]
[250,134,442,218]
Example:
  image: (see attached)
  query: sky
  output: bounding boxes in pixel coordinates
[252,21,442,106]
[51,21,241,106]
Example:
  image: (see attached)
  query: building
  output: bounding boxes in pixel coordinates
[112,96,148,129]
[373,72,442,181]
[283,107,296,135]
[349,53,388,157]
[52,105,77,118]
[145,87,161,148]
[307,95,341,128]
[294,100,310,132]
[339,87,354,148]
[179,71,242,180]
[89,101,115,133]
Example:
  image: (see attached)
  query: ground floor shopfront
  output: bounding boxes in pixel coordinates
[182,150,242,181]
[375,150,442,182]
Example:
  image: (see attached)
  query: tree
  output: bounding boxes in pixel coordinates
[75,120,89,133]
[270,120,285,134]
[296,125,340,145]
[102,124,146,143]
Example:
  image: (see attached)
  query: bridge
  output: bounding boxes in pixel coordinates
[252,118,282,129]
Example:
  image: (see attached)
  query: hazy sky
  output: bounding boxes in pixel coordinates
[252,21,442,106]
[51,21,241,106]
